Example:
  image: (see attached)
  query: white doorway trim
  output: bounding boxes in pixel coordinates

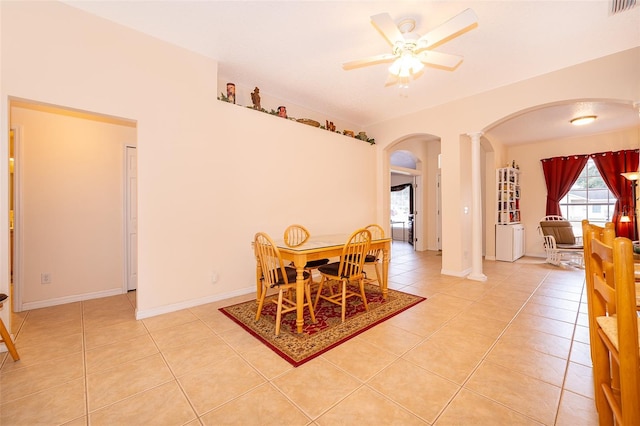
[124,146,137,292]
[10,126,24,312]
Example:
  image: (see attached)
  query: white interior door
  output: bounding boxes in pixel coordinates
[125,146,138,291]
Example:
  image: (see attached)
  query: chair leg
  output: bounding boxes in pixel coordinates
[341,279,347,323]
[374,263,382,287]
[275,289,284,336]
[358,278,369,312]
[0,316,19,361]
[314,276,326,310]
[255,283,267,322]
[304,283,317,324]
[592,337,614,426]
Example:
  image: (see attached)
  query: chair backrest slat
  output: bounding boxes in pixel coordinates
[255,232,288,287]
[365,224,384,259]
[284,224,310,247]
[587,224,616,315]
[339,229,371,278]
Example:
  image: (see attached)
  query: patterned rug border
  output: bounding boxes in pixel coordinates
[219,286,426,367]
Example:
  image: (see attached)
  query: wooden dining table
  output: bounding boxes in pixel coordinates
[255,233,392,333]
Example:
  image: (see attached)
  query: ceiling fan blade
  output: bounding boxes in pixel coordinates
[342,53,397,70]
[417,8,478,50]
[418,50,464,69]
[371,12,405,46]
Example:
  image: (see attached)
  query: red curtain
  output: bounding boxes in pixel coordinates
[541,155,588,216]
[591,149,639,239]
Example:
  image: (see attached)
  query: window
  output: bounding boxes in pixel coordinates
[390,185,411,223]
[559,158,616,234]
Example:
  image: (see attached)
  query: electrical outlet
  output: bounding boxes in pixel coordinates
[211,272,219,284]
[41,273,52,284]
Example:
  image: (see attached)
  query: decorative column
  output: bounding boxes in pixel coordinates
[467,132,487,281]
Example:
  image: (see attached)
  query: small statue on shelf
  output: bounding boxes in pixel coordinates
[326,120,336,132]
[277,106,287,118]
[251,87,261,110]
[226,83,236,104]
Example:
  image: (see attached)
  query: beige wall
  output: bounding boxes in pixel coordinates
[0,1,377,321]
[11,106,136,308]
[508,127,640,257]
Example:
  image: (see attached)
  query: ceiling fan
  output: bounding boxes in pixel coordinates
[343,9,479,88]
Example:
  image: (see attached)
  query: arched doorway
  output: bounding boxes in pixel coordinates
[385,134,441,252]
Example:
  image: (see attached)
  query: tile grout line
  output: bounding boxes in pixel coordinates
[552,275,589,426]
[429,269,554,425]
[142,309,202,423]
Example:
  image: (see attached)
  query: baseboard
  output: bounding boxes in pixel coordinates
[21,288,124,311]
[440,267,472,277]
[135,286,255,320]
[467,271,488,281]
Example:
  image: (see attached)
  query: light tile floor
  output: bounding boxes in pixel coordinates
[0,242,598,425]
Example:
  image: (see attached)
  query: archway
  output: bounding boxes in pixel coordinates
[384,134,441,253]
[481,98,639,260]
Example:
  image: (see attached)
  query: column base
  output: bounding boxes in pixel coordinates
[467,273,487,282]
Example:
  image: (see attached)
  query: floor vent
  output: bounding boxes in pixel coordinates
[611,0,637,14]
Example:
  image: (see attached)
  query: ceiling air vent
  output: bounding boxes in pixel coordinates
[611,0,637,14]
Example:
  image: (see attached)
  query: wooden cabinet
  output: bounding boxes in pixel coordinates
[496,167,521,224]
[496,223,525,262]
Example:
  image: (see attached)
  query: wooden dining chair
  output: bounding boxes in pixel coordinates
[363,224,384,287]
[583,220,640,312]
[586,233,640,425]
[254,232,316,336]
[0,293,20,361]
[283,224,329,283]
[314,228,371,322]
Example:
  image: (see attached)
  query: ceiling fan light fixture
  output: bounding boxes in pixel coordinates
[570,115,597,126]
[344,9,478,87]
[388,52,423,77]
[410,56,424,74]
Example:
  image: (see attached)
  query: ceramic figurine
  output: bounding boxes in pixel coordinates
[251,87,261,110]
[226,83,236,104]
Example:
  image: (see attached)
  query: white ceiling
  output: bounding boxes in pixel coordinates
[62,0,640,144]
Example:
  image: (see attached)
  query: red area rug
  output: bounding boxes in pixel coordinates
[219,283,425,367]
